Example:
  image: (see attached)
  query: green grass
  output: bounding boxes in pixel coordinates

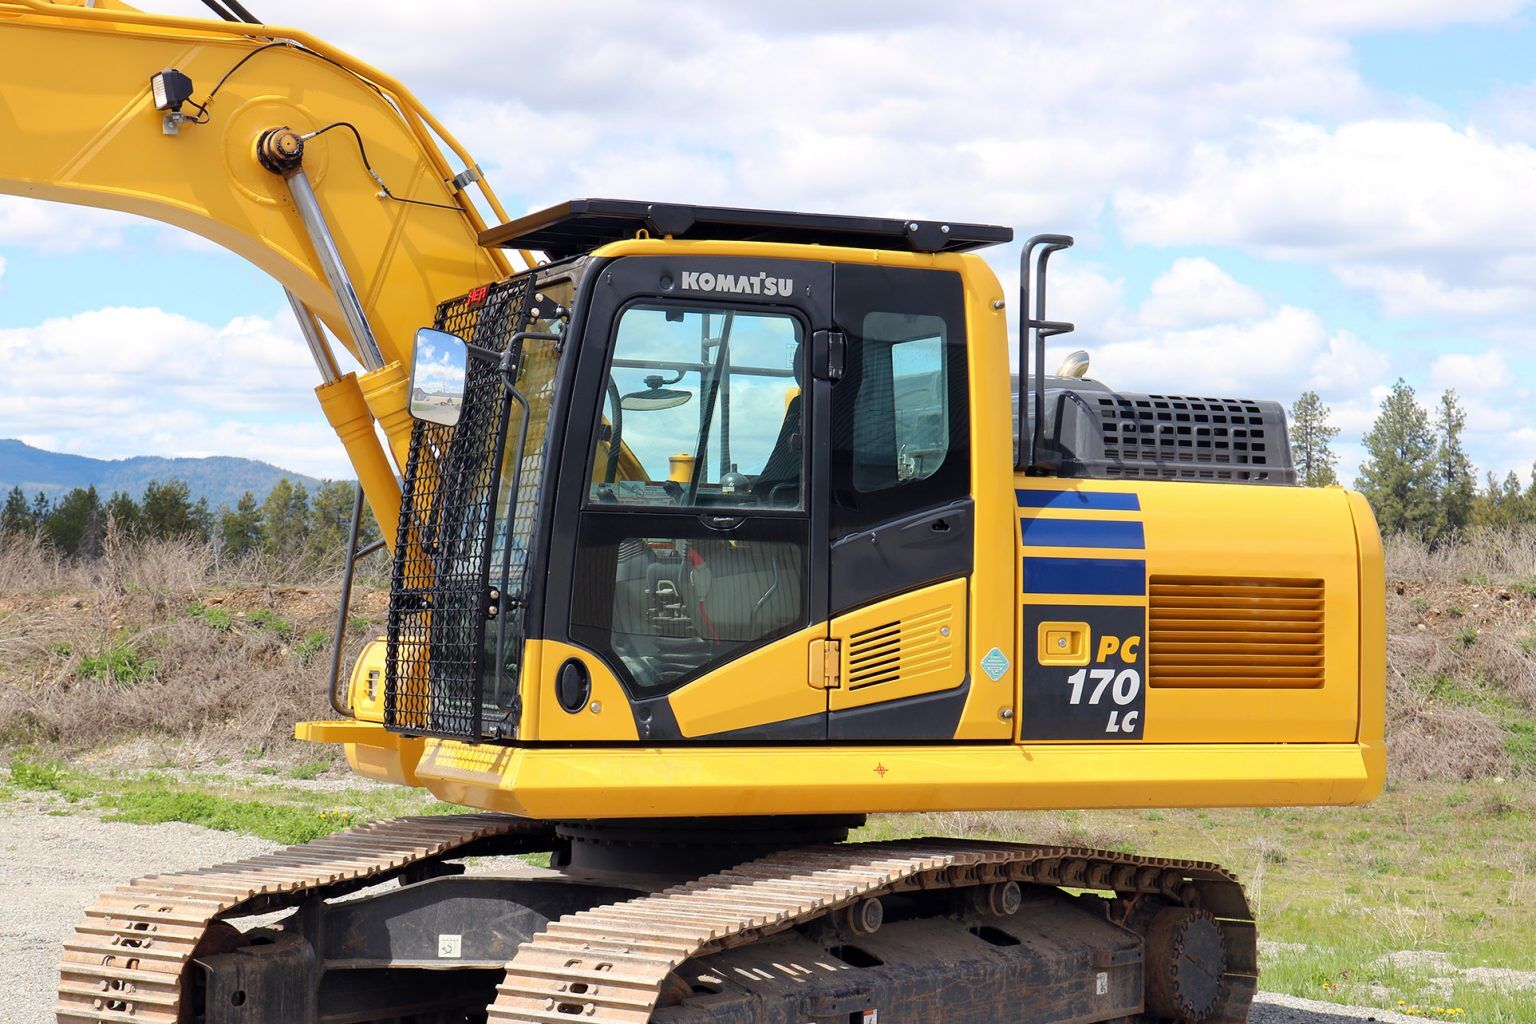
[77,641,158,684]
[297,630,330,661]
[287,759,330,781]
[249,609,295,639]
[2,755,473,844]
[101,789,361,844]
[9,756,63,791]
[187,602,233,630]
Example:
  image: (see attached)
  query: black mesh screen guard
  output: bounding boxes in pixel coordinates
[385,276,536,740]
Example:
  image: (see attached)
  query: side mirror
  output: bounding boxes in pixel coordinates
[408,327,469,427]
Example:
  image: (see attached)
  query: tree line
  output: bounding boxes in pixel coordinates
[0,477,379,563]
[1291,381,1533,542]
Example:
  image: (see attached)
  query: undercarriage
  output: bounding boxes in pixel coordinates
[58,814,1255,1024]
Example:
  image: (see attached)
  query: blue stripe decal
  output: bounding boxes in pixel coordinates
[1016,489,1141,511]
[1024,557,1147,596]
[1020,518,1145,550]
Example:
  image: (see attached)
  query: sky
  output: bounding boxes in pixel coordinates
[3,0,1536,487]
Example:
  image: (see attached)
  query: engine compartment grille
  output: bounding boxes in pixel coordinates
[1148,576,1325,688]
[1097,394,1291,483]
[385,276,536,740]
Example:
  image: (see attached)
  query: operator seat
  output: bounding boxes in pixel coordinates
[752,341,805,505]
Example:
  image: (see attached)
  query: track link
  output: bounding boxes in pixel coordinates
[56,813,554,1024]
[487,839,1257,1024]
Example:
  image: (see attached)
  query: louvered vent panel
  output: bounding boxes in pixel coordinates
[1149,576,1325,688]
[845,605,959,691]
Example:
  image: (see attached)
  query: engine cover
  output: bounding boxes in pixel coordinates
[1014,376,1296,485]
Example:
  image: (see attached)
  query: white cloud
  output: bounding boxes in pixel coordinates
[1137,257,1266,329]
[1093,305,1347,397]
[1116,119,1536,320]
[0,306,351,478]
[1429,350,1511,392]
[0,197,130,253]
[1334,265,1536,318]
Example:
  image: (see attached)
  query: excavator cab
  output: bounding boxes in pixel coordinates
[382,200,1002,750]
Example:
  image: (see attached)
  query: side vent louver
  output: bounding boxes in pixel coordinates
[846,605,959,691]
[1149,576,1325,688]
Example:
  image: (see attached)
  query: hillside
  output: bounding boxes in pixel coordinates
[0,439,323,510]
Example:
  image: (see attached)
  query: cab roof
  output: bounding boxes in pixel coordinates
[479,198,1013,259]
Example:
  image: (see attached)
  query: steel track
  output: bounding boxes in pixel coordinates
[57,816,1256,1024]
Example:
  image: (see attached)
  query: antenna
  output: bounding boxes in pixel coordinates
[1016,234,1075,473]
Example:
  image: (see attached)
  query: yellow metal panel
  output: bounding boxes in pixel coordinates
[395,736,1384,819]
[955,257,1017,739]
[524,640,638,742]
[1014,478,1364,744]
[345,638,388,723]
[668,624,829,738]
[828,579,966,711]
[1348,491,1387,757]
[295,720,422,787]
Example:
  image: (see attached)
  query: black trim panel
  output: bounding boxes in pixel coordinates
[481,198,1012,257]
[829,498,974,615]
[828,677,971,741]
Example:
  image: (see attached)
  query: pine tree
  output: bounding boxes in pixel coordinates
[218,491,264,558]
[141,479,209,542]
[1434,390,1476,538]
[306,480,380,565]
[260,479,311,558]
[1,487,32,534]
[30,491,50,523]
[1289,390,1340,487]
[1473,471,1528,530]
[1357,379,1443,539]
[44,486,105,557]
[103,491,143,537]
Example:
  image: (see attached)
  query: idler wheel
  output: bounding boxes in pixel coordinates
[1144,906,1227,1021]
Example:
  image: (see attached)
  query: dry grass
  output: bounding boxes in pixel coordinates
[1384,532,1536,781]
[0,534,385,760]
[1385,528,1536,586]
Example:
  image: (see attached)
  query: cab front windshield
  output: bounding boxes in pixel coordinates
[591,304,805,510]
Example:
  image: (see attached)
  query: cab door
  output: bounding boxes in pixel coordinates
[539,255,836,741]
[823,263,975,739]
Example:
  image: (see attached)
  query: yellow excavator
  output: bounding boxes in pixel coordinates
[1,2,1386,1022]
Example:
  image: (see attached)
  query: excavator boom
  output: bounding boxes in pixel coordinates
[0,0,529,540]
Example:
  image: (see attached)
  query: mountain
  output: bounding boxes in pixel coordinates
[0,439,325,510]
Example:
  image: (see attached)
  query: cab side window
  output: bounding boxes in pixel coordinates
[832,266,969,539]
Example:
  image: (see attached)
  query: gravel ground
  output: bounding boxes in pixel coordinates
[0,796,1453,1024]
[0,794,275,1024]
